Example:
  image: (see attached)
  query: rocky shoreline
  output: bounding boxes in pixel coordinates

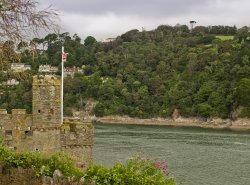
[96,116,250,131]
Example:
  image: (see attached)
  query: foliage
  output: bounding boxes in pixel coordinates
[0,141,83,177]
[0,71,33,113]
[83,157,174,185]
[235,78,250,107]
[239,106,250,118]
[196,103,213,118]
[84,36,97,46]
[0,141,175,184]
[1,24,250,118]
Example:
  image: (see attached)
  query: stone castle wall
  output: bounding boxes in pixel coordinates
[32,75,61,128]
[61,120,93,168]
[0,166,85,185]
[0,166,43,185]
[0,109,33,151]
[0,75,93,168]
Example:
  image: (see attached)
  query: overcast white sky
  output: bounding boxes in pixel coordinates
[37,0,249,41]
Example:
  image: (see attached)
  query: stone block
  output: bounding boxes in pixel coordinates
[12,109,26,115]
[0,109,7,114]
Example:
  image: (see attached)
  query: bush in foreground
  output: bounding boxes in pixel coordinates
[0,141,175,185]
[83,157,175,185]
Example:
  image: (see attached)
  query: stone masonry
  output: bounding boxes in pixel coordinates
[0,75,93,168]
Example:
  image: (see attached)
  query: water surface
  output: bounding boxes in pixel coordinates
[93,124,250,185]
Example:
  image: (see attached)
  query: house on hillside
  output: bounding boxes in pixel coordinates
[3,79,20,85]
[64,66,83,78]
[11,63,31,72]
[39,64,58,73]
[101,38,116,43]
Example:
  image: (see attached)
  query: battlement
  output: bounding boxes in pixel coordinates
[0,109,7,114]
[0,110,32,127]
[61,120,93,146]
[0,109,32,133]
[33,75,61,86]
[12,109,26,115]
[0,109,26,115]
[0,109,27,115]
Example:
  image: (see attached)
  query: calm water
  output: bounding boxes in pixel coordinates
[93,124,250,185]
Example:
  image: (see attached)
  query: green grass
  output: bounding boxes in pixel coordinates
[216,35,234,41]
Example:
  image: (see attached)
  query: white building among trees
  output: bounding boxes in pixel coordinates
[11,63,31,72]
[39,64,58,73]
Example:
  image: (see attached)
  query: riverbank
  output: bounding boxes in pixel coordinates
[95,116,250,131]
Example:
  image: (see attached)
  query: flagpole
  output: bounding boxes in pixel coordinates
[61,46,64,124]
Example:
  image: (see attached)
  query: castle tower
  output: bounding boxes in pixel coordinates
[32,75,61,128]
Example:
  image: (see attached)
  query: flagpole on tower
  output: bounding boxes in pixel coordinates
[61,46,65,124]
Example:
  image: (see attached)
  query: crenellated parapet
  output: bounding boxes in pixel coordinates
[61,119,93,146]
[0,109,32,151]
[32,75,61,86]
[0,109,32,129]
[12,109,27,115]
[0,109,7,114]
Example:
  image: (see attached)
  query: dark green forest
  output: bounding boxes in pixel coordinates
[0,25,250,119]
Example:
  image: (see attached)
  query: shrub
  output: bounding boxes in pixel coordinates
[83,157,175,185]
[0,141,83,178]
[0,141,175,184]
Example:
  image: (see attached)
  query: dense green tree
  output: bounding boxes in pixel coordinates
[236,26,249,43]
[235,78,250,106]
[84,36,97,46]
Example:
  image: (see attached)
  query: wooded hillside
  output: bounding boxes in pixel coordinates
[0,25,250,119]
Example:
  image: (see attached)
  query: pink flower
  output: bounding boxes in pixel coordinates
[154,161,169,176]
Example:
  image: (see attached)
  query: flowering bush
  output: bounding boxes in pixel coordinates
[84,157,175,185]
[154,160,169,176]
[0,141,175,185]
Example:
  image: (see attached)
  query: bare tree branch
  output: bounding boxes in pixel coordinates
[0,0,58,66]
[0,0,58,42]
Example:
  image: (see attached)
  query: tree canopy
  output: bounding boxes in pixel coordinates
[1,24,250,119]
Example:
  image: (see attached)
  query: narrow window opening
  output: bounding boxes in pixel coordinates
[69,124,76,132]
[48,109,54,115]
[38,110,41,113]
[25,130,33,136]
[5,130,12,136]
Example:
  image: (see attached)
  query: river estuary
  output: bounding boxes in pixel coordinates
[93,124,250,185]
